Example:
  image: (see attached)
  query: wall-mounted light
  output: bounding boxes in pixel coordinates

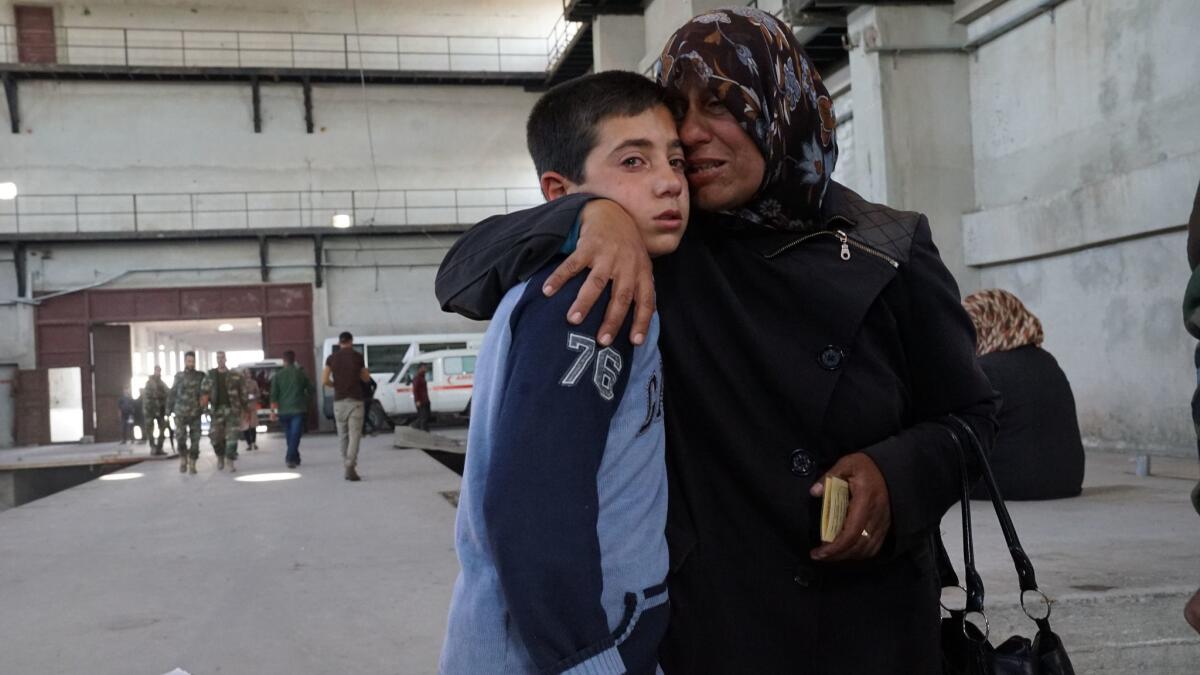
[0,182,17,200]
[218,323,234,332]
[332,213,352,229]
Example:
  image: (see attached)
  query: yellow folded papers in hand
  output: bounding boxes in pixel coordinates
[820,476,850,543]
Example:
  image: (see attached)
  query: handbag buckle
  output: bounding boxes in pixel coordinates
[1020,588,1052,621]
[963,610,990,643]
[939,584,968,613]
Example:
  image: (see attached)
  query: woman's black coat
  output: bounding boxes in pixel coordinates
[974,345,1084,501]
[436,182,998,674]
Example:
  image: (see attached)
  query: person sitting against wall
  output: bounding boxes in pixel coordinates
[962,289,1085,500]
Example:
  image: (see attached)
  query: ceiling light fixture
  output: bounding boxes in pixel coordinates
[332,213,352,229]
[217,323,234,332]
[0,182,17,200]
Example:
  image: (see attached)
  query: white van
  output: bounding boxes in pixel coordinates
[376,348,478,420]
[319,333,484,420]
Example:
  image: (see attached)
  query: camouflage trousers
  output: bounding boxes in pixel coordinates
[144,406,168,452]
[175,414,203,459]
[209,406,242,460]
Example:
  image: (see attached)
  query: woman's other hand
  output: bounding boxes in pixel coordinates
[542,198,655,347]
[810,453,893,561]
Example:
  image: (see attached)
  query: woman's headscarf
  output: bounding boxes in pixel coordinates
[656,6,837,230]
[962,289,1045,357]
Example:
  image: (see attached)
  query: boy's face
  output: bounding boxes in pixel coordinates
[542,106,689,258]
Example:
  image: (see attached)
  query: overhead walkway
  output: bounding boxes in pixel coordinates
[0,187,544,240]
[0,16,588,133]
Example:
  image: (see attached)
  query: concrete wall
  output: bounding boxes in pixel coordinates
[19,235,481,337]
[958,0,1200,455]
[0,80,541,200]
[592,14,645,73]
[846,4,978,290]
[4,0,1195,454]
[635,0,778,73]
[980,230,1193,454]
[962,0,1200,265]
[0,0,551,237]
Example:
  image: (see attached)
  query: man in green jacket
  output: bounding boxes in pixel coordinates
[270,350,314,469]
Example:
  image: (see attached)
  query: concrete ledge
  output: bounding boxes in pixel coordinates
[393,427,465,454]
[963,151,1200,266]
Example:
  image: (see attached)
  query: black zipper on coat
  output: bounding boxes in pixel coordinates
[763,229,900,268]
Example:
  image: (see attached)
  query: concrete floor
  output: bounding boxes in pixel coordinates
[0,431,462,675]
[943,452,1200,673]
[0,431,1197,674]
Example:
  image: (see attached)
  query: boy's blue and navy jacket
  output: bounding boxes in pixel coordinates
[439,262,669,675]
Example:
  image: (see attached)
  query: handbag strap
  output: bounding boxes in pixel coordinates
[940,423,986,615]
[947,414,1041,594]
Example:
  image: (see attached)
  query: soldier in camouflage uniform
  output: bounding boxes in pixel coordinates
[201,350,249,473]
[169,351,206,474]
[142,366,170,456]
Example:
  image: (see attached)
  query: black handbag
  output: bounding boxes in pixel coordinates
[938,414,1075,675]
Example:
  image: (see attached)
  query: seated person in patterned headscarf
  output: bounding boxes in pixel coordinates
[963,289,1085,500]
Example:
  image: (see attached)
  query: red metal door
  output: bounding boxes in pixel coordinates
[15,369,50,446]
[15,6,56,64]
[92,324,131,443]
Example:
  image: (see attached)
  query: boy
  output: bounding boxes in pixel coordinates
[439,71,688,675]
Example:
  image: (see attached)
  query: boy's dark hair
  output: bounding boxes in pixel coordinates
[184,351,196,359]
[527,71,680,183]
[283,350,296,365]
[338,331,353,343]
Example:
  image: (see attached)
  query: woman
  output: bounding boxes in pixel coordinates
[963,289,1084,500]
[437,8,996,672]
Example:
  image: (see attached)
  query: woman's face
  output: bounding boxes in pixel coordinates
[677,82,766,212]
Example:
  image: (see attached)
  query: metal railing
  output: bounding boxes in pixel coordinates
[0,187,544,235]
[0,21,586,73]
[546,14,584,68]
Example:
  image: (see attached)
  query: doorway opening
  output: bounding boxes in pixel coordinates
[48,366,84,443]
[33,283,316,444]
[117,318,266,441]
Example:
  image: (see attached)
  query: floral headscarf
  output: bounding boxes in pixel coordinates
[962,289,1045,357]
[655,6,837,230]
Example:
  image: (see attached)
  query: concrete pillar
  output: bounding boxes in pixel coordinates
[593,14,646,73]
[639,0,788,75]
[845,4,979,292]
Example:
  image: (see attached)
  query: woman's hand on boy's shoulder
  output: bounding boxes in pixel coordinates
[542,198,655,347]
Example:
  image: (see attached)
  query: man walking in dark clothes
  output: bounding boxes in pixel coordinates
[411,364,431,431]
[323,331,371,481]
